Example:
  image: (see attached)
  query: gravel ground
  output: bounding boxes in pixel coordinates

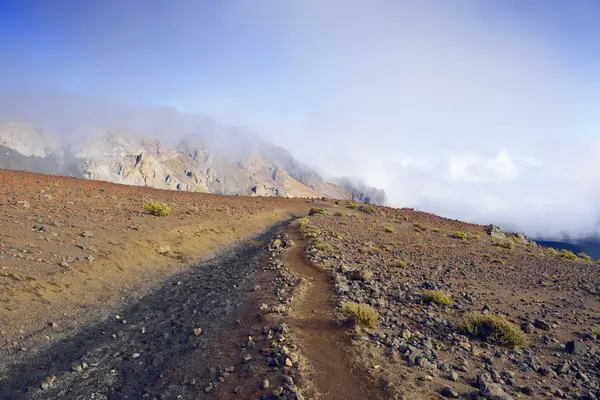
[299,204,600,400]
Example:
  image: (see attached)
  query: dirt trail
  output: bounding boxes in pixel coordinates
[285,228,385,400]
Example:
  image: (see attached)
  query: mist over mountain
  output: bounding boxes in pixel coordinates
[0,91,386,203]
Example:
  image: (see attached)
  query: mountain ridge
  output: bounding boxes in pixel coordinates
[0,94,386,203]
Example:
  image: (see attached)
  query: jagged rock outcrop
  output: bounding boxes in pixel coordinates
[0,96,386,202]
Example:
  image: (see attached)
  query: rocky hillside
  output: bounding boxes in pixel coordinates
[0,96,385,203]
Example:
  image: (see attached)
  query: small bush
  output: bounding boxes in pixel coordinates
[541,281,550,287]
[412,223,426,231]
[336,233,345,240]
[143,201,171,216]
[295,217,310,226]
[299,224,321,238]
[383,244,394,251]
[422,290,452,306]
[450,231,468,240]
[309,207,331,216]
[469,233,480,240]
[334,211,343,217]
[491,258,504,264]
[495,240,515,249]
[558,249,578,260]
[389,260,407,269]
[463,313,527,347]
[432,228,441,233]
[341,302,378,328]
[546,247,557,256]
[359,204,376,214]
[362,247,382,255]
[314,242,332,252]
[346,203,358,210]
[592,327,600,336]
[383,226,394,233]
[578,252,592,262]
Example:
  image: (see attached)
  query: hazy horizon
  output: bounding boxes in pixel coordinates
[1,0,600,239]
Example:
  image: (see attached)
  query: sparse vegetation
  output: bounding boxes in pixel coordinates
[309,207,331,216]
[491,258,504,264]
[334,211,343,217]
[558,249,578,260]
[546,247,557,256]
[341,302,378,328]
[295,217,321,237]
[421,290,452,306]
[496,240,515,249]
[314,242,332,252]
[389,260,407,269]
[412,223,426,231]
[383,226,394,233]
[463,313,527,347]
[541,281,550,287]
[579,252,592,262]
[346,202,358,210]
[336,233,345,240]
[143,200,171,216]
[432,228,441,233]
[592,327,600,337]
[450,231,468,240]
[362,247,382,255]
[358,204,376,214]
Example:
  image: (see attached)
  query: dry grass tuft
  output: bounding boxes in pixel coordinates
[341,302,378,328]
[422,290,452,306]
[463,313,527,347]
[143,201,171,216]
[389,260,408,269]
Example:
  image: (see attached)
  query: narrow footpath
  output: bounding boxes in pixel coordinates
[284,228,386,400]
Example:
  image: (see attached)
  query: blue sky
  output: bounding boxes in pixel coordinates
[1,0,600,236]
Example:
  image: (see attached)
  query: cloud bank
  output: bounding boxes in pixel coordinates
[2,1,600,238]
[220,1,600,238]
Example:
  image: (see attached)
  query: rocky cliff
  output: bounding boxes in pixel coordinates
[0,99,386,203]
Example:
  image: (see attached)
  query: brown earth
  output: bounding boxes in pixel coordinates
[300,205,600,399]
[1,169,599,400]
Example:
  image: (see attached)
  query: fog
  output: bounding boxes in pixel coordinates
[1,1,599,239]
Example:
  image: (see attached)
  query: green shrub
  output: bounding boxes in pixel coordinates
[336,233,345,240]
[389,260,407,269]
[421,290,452,306]
[558,249,578,260]
[463,313,527,347]
[579,252,592,262]
[546,247,557,256]
[412,223,426,231]
[359,204,376,214]
[346,203,358,209]
[450,231,468,240]
[314,242,332,252]
[541,281,550,287]
[495,240,515,249]
[432,228,441,233]
[362,247,382,255]
[295,217,310,226]
[491,258,504,264]
[299,224,321,238]
[334,211,343,217]
[341,302,378,328]
[592,327,600,336]
[309,207,331,216]
[143,201,171,216]
[383,226,394,233]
